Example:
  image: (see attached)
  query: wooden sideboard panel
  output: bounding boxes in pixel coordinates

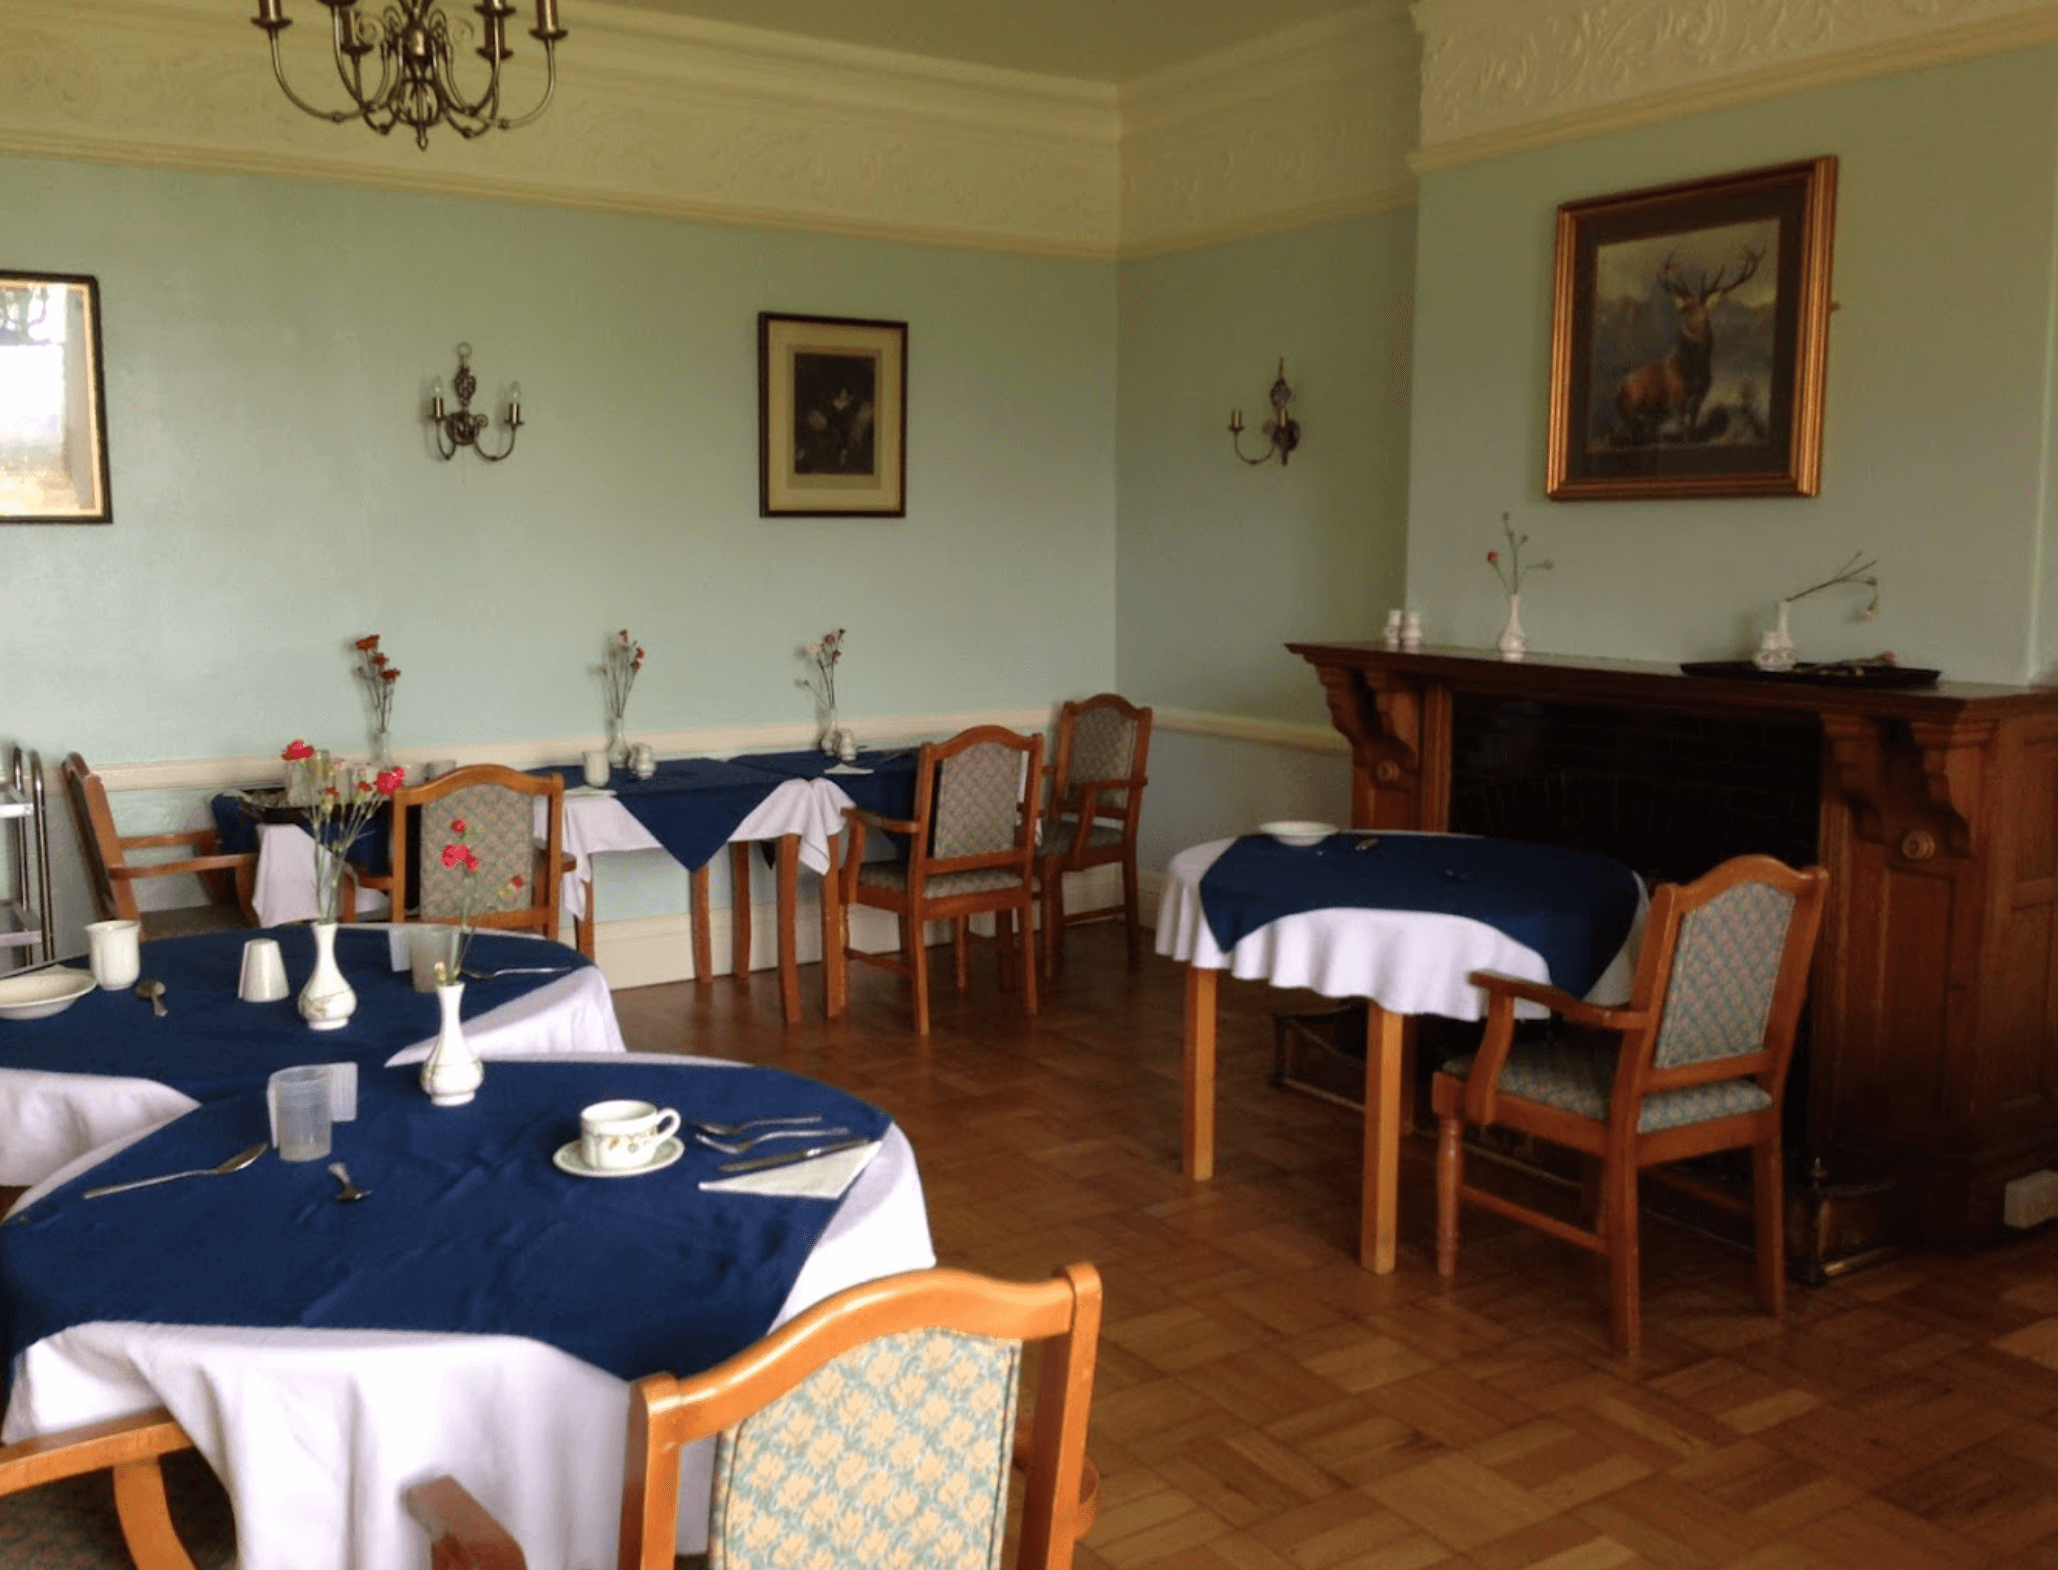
[1288,641,2058,1246]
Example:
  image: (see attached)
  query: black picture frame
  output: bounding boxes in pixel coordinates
[0,271,112,524]
[758,312,907,518]
[1546,157,1837,501]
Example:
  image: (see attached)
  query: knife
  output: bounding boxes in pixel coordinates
[714,1137,872,1175]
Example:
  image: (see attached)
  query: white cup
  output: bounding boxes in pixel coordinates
[406,926,459,992]
[239,937,289,1002]
[84,919,142,991]
[580,1099,681,1172]
[270,1064,334,1162]
[582,750,610,787]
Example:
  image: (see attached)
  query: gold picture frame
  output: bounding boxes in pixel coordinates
[0,272,112,524]
[1546,157,1837,501]
[758,313,907,518]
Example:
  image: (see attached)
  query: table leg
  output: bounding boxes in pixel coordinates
[822,833,848,1018]
[1182,965,1217,1181]
[1360,1002,1405,1274]
[729,842,754,984]
[690,864,712,986]
[776,835,801,1025]
[574,881,596,961]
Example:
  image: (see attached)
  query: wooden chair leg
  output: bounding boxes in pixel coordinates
[953,918,971,991]
[1436,1116,1462,1278]
[1121,848,1142,971]
[1753,1139,1786,1318]
[1041,862,1063,981]
[1606,1160,1641,1356]
[1017,908,1038,1016]
[910,915,932,1035]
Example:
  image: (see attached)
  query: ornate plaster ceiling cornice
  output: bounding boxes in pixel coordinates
[1411,0,2058,169]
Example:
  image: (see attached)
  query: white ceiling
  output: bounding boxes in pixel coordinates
[604,0,1375,82]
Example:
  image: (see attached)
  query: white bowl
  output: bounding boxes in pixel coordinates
[0,967,96,1021]
[1258,821,1337,848]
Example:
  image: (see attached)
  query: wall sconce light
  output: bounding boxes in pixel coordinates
[1229,358,1301,466]
[430,343,521,462]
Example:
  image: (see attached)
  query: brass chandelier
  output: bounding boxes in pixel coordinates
[251,0,568,151]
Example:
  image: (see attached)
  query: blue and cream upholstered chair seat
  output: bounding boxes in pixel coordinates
[1036,694,1152,980]
[1431,853,1829,1356]
[830,725,1044,1036]
[380,764,568,946]
[406,1264,1103,1570]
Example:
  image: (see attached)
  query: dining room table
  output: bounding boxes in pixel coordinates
[0,924,624,1187]
[1156,830,1645,1273]
[0,1052,932,1570]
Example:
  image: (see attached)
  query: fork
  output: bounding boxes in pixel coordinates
[690,1114,824,1138]
[693,1126,851,1156]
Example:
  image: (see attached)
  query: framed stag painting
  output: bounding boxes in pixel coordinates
[1546,157,1837,501]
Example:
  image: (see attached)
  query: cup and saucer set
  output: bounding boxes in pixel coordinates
[552,1099,683,1179]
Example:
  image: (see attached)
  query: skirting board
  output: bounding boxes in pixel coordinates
[590,863,1135,989]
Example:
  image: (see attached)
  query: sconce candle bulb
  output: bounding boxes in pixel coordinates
[1229,358,1300,466]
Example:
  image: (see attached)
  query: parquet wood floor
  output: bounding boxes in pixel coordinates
[615,930,2058,1570]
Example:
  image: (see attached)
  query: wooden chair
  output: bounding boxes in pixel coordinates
[1037,693,1151,978]
[1432,853,1829,1356]
[0,1407,213,1570]
[377,765,568,943]
[407,1262,1102,1570]
[832,726,1043,1035]
[61,754,255,939]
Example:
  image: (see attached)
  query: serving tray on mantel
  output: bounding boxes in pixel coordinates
[1679,659,1941,689]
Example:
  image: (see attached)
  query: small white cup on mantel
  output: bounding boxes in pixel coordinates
[579,1099,681,1171]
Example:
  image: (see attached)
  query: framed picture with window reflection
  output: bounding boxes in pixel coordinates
[758,312,906,518]
[1,272,112,524]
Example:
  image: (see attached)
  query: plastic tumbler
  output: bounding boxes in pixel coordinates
[271,1065,333,1162]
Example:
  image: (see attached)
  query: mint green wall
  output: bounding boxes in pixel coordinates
[1408,48,2058,684]
[1115,213,1415,860]
[0,157,1117,765]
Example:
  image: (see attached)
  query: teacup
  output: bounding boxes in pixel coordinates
[579,1099,681,1171]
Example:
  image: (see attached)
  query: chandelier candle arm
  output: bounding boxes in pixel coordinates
[251,0,567,151]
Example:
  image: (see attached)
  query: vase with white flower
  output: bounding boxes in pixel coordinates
[1756,553,1879,671]
[417,817,527,1106]
[1485,514,1553,662]
[352,635,402,767]
[797,627,847,753]
[600,628,645,766]
[281,740,403,1030]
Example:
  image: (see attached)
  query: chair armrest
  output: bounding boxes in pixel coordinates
[115,829,223,853]
[107,852,258,884]
[842,806,918,837]
[404,1476,528,1570]
[1460,971,1649,1126]
[1466,970,1647,1033]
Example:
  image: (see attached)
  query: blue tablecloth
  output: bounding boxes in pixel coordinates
[536,758,788,872]
[0,1061,893,1396]
[739,748,921,822]
[1199,834,1640,998]
[0,928,587,1099]
[212,794,395,879]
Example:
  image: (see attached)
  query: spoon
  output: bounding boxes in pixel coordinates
[694,1125,851,1156]
[136,979,167,1018]
[84,1141,268,1200]
[691,1114,824,1138]
[327,1163,371,1202]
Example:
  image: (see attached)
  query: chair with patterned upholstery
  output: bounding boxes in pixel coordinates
[62,753,256,940]
[405,1262,1103,1570]
[1036,694,1151,979]
[833,725,1043,1036]
[381,765,566,944]
[1431,853,1829,1355]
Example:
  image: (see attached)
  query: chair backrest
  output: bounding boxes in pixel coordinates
[387,765,564,937]
[60,752,131,923]
[1049,694,1151,828]
[1617,854,1828,1105]
[622,1263,1101,1570]
[910,726,1043,882]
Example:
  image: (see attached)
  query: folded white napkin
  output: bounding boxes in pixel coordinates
[697,1140,879,1199]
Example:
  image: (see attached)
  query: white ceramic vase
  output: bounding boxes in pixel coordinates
[1497,594,1526,662]
[819,702,840,754]
[298,920,356,1031]
[421,979,484,1107]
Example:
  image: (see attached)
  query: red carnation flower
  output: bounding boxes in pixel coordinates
[282,739,316,761]
[354,635,380,651]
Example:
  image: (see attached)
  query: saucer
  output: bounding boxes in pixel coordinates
[552,1137,683,1179]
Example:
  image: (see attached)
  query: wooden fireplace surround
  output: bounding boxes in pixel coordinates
[1290,640,2058,1248]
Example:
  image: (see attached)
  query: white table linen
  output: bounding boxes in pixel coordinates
[1,1054,934,1570]
[0,940,625,1187]
[1155,836,1645,1015]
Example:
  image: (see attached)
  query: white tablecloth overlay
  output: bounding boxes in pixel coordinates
[250,783,854,927]
[0,935,625,1187]
[1,1053,935,1570]
[1155,837,1646,1018]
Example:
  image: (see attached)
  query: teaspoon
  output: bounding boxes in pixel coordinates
[84,1141,268,1199]
[136,979,168,1018]
[327,1163,371,1202]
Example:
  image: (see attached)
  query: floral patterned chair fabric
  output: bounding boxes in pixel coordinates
[379,764,567,944]
[1035,695,1152,979]
[1431,854,1829,1355]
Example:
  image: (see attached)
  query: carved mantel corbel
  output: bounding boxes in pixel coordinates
[1821,711,1991,861]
